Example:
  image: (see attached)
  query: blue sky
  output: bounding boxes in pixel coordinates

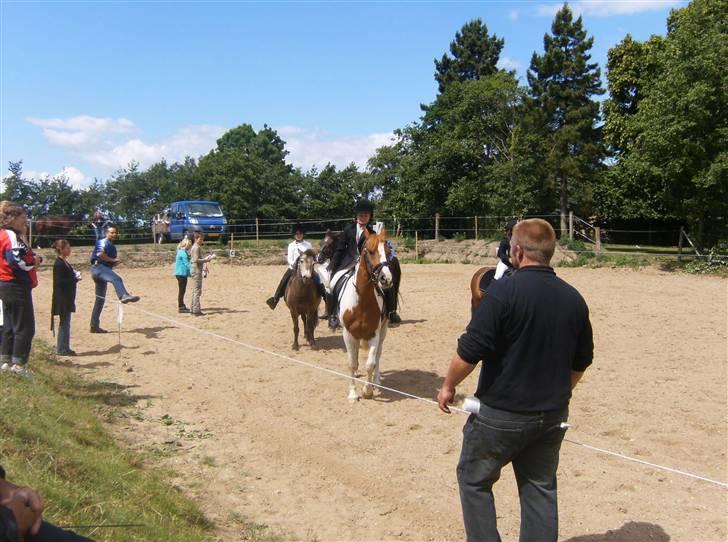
[1,0,684,187]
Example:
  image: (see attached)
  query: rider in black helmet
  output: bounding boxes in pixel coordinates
[326,199,401,329]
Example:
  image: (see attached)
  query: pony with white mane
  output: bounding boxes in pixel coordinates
[330,228,393,400]
[284,249,322,351]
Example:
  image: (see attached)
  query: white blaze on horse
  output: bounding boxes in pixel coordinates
[284,249,321,351]
[333,228,393,400]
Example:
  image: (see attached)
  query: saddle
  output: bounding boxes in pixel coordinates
[331,266,355,303]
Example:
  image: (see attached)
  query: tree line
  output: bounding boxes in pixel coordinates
[3,0,725,248]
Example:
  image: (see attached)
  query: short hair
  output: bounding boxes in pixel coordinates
[193,231,203,239]
[0,201,27,229]
[511,219,556,264]
[106,225,117,232]
[52,239,70,255]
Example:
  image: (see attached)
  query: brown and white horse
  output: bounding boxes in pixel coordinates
[336,229,393,400]
[284,249,321,351]
[469,266,497,311]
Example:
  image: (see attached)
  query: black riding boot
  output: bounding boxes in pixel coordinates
[384,288,401,324]
[327,292,339,330]
[267,269,292,310]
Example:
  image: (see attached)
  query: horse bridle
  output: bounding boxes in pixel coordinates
[361,244,390,293]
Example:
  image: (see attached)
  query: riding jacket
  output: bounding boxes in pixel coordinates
[287,240,312,269]
[330,222,375,275]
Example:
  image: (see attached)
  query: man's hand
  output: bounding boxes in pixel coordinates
[1,486,44,537]
[437,385,456,414]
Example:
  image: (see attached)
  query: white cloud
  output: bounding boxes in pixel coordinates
[27,115,137,148]
[22,166,89,188]
[279,127,395,171]
[82,125,225,170]
[508,9,519,21]
[497,56,522,71]
[536,0,682,17]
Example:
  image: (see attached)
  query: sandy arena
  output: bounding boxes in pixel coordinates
[33,263,726,541]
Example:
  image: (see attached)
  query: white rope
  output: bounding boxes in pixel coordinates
[92,296,727,490]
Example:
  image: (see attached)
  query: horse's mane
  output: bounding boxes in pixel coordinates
[302,248,317,258]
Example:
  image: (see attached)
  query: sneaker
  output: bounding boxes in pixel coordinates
[9,364,31,377]
[178,306,190,313]
[266,297,277,310]
[90,326,108,334]
[120,294,140,304]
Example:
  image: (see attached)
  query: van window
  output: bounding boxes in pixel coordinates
[188,203,223,217]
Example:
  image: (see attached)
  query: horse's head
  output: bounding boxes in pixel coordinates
[296,249,317,279]
[361,228,393,289]
[318,230,338,263]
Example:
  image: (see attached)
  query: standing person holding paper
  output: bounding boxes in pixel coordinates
[437,218,594,542]
[189,231,215,316]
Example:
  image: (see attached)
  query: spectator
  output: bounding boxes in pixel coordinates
[0,464,94,541]
[175,238,192,313]
[189,231,214,316]
[0,201,42,377]
[89,226,140,334]
[51,240,81,356]
[438,218,593,542]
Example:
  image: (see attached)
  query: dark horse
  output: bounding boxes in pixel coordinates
[32,215,85,247]
[284,249,321,350]
[469,267,497,311]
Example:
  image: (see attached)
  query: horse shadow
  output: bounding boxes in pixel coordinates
[56,359,113,369]
[376,368,444,403]
[307,334,345,352]
[76,344,139,357]
[563,521,670,541]
[125,326,175,339]
[200,307,249,315]
[392,318,427,326]
[59,380,158,407]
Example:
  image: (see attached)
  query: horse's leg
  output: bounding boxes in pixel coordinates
[373,322,388,386]
[343,329,359,401]
[306,308,317,349]
[362,335,379,400]
[290,310,300,351]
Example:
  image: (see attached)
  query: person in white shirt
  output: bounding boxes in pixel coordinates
[267,224,323,310]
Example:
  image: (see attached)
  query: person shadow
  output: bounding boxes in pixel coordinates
[376,368,444,403]
[563,521,670,542]
[309,334,346,352]
[126,326,175,339]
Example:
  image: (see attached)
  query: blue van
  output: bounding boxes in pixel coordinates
[167,201,228,242]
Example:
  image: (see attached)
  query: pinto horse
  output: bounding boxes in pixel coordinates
[335,229,393,400]
[284,249,321,351]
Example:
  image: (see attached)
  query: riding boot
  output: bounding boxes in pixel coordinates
[267,269,292,310]
[327,292,339,330]
[384,288,401,324]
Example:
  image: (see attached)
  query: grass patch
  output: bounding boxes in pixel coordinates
[0,342,284,541]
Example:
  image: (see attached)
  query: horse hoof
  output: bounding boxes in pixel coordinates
[292,343,300,351]
[361,386,373,400]
[348,390,359,401]
[309,342,317,351]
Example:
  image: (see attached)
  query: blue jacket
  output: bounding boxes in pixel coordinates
[175,248,191,277]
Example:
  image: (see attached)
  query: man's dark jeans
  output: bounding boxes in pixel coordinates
[457,403,569,542]
[90,264,129,328]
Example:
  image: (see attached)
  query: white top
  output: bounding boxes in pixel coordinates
[287,239,312,269]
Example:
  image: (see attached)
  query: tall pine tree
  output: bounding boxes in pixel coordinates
[434,19,504,94]
[527,4,604,232]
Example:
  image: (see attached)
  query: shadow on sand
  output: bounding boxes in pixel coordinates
[563,521,670,542]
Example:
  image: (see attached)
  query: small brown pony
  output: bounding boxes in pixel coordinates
[284,249,321,350]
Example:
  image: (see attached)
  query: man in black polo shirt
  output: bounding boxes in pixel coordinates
[438,218,593,542]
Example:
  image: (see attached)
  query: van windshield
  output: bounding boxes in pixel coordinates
[188,203,223,217]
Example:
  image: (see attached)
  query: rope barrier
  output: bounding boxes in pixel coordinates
[94,295,727,490]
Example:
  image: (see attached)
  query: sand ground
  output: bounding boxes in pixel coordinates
[32,263,727,541]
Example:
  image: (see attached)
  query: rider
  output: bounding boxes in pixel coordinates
[494,218,517,280]
[326,199,401,329]
[266,223,324,310]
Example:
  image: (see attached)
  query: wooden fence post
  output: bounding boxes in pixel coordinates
[28,221,33,247]
[595,226,602,254]
[415,231,419,262]
[435,212,440,240]
[474,216,478,240]
[255,217,260,247]
[677,227,684,261]
[569,211,574,241]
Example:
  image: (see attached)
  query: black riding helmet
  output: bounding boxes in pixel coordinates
[355,199,374,217]
[505,219,518,234]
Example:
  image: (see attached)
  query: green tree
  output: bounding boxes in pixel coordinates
[2,161,36,205]
[527,3,604,232]
[434,19,504,94]
[600,0,727,248]
[197,124,297,219]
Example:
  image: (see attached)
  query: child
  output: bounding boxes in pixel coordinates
[266,224,324,310]
[51,239,81,356]
[494,219,517,280]
[189,232,215,316]
[175,238,192,313]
